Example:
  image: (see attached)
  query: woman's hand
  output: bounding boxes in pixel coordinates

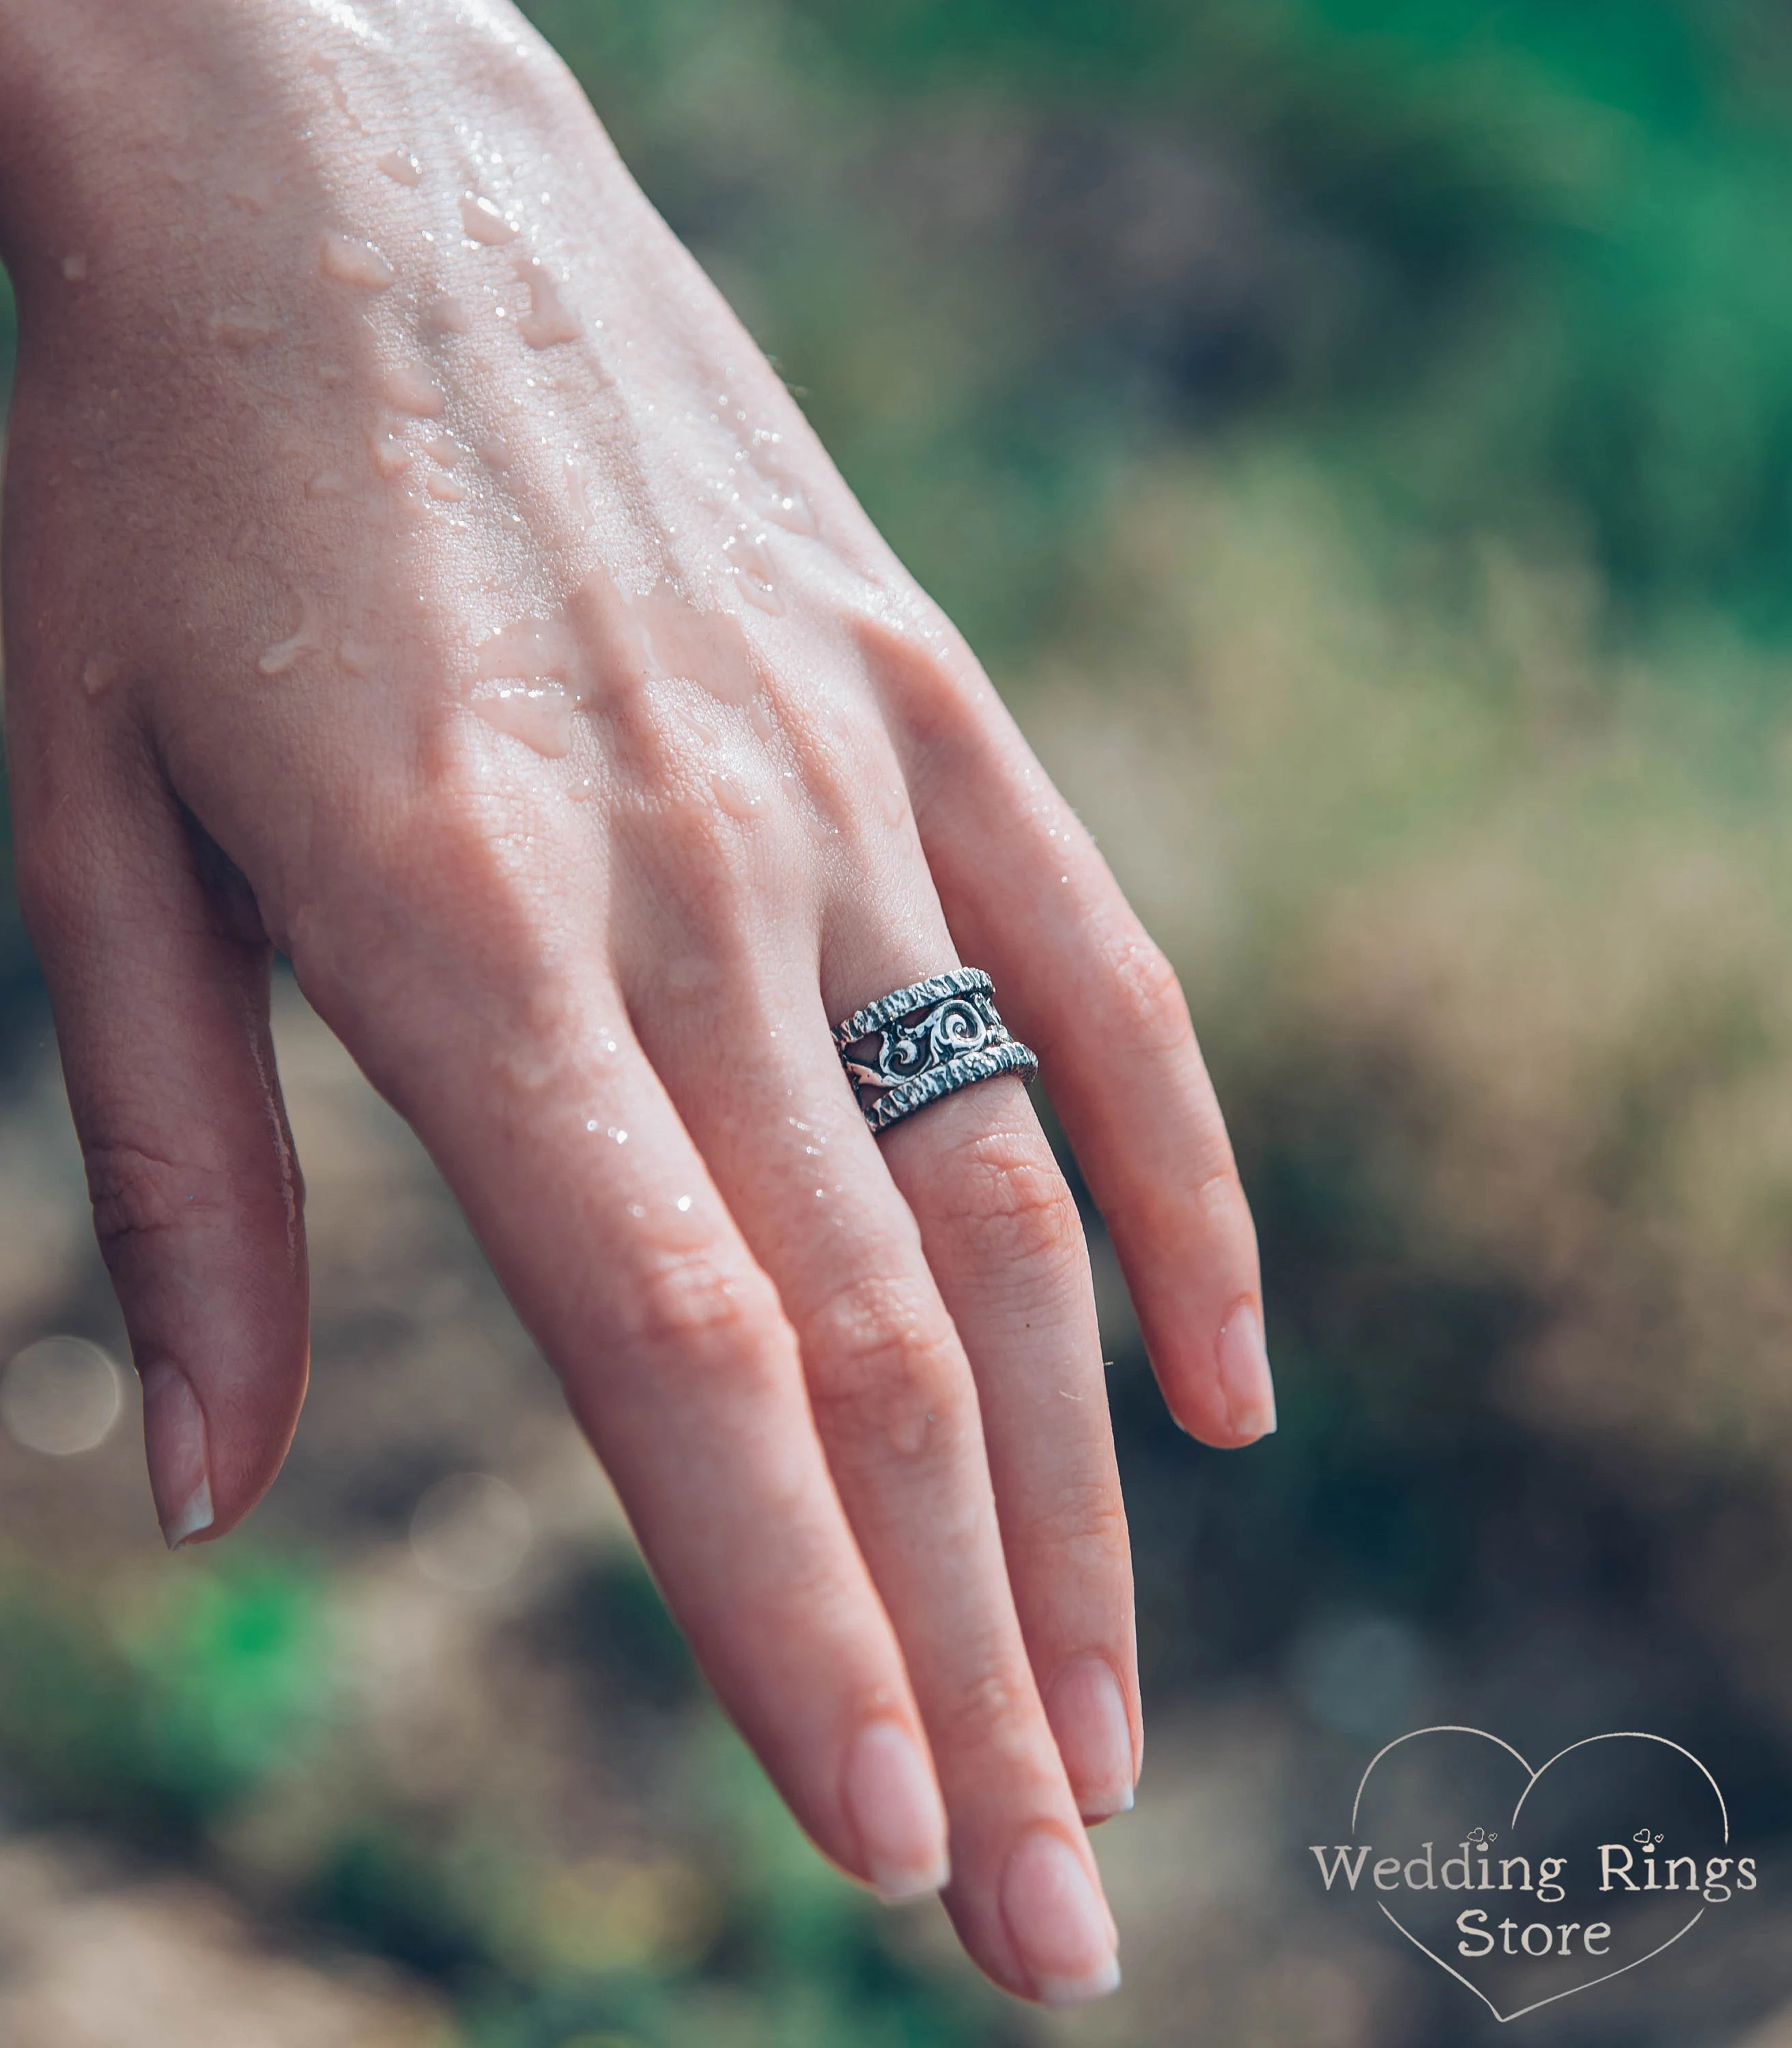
[0,0,1272,2004]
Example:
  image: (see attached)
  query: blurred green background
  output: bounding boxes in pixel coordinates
[6,1,1792,2042]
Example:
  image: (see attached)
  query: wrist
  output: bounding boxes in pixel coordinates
[0,1,272,283]
[0,0,587,298]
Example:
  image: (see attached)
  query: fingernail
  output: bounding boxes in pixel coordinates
[842,1721,950,1902]
[141,1362,214,1550]
[1046,1658,1136,1821]
[1001,1826,1121,2005]
[1217,1299,1277,1440]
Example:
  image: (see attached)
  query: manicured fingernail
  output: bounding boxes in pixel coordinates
[1000,1827,1121,2005]
[141,1362,214,1550]
[1217,1299,1277,1441]
[1046,1658,1136,1821]
[843,1721,950,1902]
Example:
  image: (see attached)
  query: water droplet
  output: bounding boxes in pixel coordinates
[627,1202,646,1220]
[259,610,316,676]
[319,231,394,289]
[423,294,472,335]
[81,652,123,697]
[378,147,422,186]
[305,469,349,498]
[473,683,575,758]
[208,307,279,349]
[724,530,782,613]
[225,170,277,213]
[674,1195,693,1213]
[709,768,765,820]
[369,426,411,478]
[459,191,518,244]
[425,472,467,502]
[382,363,444,416]
[515,257,582,347]
[425,433,463,468]
[61,253,87,283]
[338,636,375,675]
[764,484,818,535]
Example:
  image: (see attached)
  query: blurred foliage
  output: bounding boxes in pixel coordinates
[0,1552,332,1846]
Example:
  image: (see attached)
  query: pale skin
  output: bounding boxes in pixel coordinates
[0,0,1274,2007]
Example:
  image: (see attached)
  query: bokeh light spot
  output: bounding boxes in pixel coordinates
[1,1335,124,1456]
[408,1471,532,1591]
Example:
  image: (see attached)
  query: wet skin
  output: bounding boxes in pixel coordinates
[0,0,1273,2005]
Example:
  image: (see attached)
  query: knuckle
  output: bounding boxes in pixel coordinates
[1107,934,1195,1058]
[800,1271,969,1457]
[83,1140,231,1262]
[932,1126,1083,1276]
[619,1245,789,1384]
[935,1664,1027,1755]
[1034,1473,1132,1557]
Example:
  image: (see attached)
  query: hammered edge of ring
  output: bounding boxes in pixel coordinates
[831,968,995,1053]
[861,1038,1039,1135]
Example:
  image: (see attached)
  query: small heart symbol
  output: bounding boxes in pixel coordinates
[1341,1726,1731,2023]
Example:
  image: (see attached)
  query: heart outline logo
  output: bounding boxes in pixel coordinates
[1352,1727,1729,2024]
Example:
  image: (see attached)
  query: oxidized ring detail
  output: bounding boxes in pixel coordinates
[833,968,1038,1135]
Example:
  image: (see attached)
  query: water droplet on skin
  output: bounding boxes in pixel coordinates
[319,231,393,289]
[879,783,908,826]
[81,653,123,697]
[378,147,422,186]
[338,637,375,675]
[259,597,318,675]
[317,361,350,386]
[627,1203,646,1220]
[369,427,410,478]
[459,192,518,244]
[477,433,510,470]
[209,307,280,348]
[305,469,348,498]
[425,433,463,468]
[309,48,365,129]
[514,258,582,347]
[61,253,87,282]
[477,613,582,687]
[748,696,776,739]
[382,363,444,416]
[426,472,467,501]
[710,769,765,820]
[724,531,783,614]
[675,1195,693,1213]
[423,294,471,336]
[763,484,818,535]
[226,170,277,213]
[472,683,575,758]
[664,957,717,999]
[564,455,591,524]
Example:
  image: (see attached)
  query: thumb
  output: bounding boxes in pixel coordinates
[10,704,309,1546]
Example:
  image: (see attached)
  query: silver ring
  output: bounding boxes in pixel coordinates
[834,968,1038,1135]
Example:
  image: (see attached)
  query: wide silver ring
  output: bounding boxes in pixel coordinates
[833,968,1038,1135]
